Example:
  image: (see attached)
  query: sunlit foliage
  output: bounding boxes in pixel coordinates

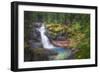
[24,11,90,59]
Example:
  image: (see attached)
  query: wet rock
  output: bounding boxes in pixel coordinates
[29,40,43,48]
[29,48,58,61]
[32,22,42,28]
[30,29,41,42]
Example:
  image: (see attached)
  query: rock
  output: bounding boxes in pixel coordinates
[32,22,42,28]
[30,29,41,42]
[29,48,58,61]
[24,48,33,61]
[29,40,43,48]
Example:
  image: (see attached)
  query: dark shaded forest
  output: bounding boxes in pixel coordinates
[24,11,90,61]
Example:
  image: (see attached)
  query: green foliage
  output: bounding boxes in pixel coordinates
[24,11,90,59]
[69,16,90,59]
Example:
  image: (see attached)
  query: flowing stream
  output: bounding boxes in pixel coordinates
[37,24,56,49]
[36,23,72,59]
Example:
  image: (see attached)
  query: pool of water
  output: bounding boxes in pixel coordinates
[49,47,72,60]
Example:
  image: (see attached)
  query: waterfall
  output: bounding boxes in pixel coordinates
[35,23,73,59]
[37,23,56,49]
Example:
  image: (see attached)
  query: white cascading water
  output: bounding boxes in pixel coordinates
[37,24,56,49]
[36,23,72,59]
